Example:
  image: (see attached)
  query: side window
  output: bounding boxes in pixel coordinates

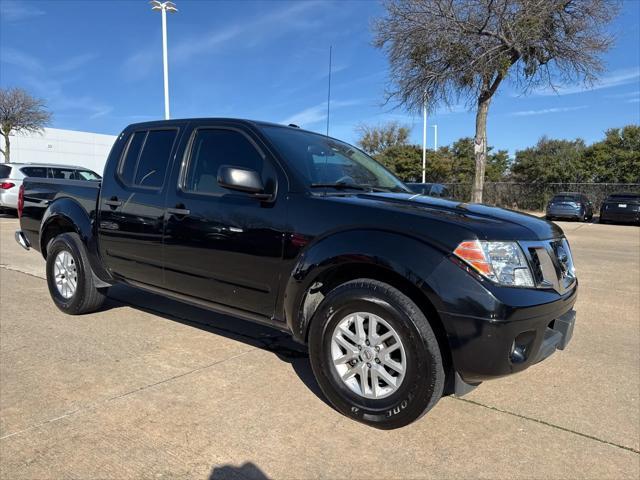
[118,129,177,189]
[49,168,76,180]
[134,130,177,188]
[184,129,265,195]
[20,167,48,178]
[119,131,146,184]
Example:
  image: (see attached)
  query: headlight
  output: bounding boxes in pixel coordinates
[453,240,534,287]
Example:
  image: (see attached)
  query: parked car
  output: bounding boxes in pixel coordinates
[599,192,640,225]
[406,182,451,198]
[16,119,577,429]
[0,163,101,214]
[545,192,593,222]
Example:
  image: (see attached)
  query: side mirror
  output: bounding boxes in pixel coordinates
[217,165,271,200]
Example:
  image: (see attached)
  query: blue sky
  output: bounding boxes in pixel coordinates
[1,0,639,155]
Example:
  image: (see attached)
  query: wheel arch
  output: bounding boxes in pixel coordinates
[39,198,113,284]
[283,230,454,384]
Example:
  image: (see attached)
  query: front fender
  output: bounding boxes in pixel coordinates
[283,229,449,342]
[40,198,112,283]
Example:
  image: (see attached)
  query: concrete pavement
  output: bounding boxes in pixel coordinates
[0,215,638,479]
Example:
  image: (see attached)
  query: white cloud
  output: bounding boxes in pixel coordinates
[0,47,42,72]
[1,47,96,74]
[510,105,588,116]
[606,90,640,99]
[122,1,322,81]
[0,46,112,121]
[281,100,362,127]
[53,53,98,74]
[534,68,640,96]
[0,1,44,22]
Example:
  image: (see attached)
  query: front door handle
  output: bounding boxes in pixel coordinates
[105,197,122,208]
[167,207,190,216]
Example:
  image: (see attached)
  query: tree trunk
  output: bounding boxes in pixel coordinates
[471,96,491,203]
[1,133,9,163]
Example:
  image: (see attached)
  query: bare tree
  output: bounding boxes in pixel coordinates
[0,87,52,163]
[356,121,411,155]
[374,0,618,202]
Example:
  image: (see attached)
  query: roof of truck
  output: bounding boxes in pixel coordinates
[124,118,312,133]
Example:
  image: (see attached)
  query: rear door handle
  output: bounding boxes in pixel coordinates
[105,199,122,207]
[167,207,190,216]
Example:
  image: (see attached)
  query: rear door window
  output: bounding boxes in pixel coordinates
[49,168,77,180]
[118,129,177,189]
[20,167,48,178]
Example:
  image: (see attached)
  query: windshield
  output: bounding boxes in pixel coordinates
[607,193,639,201]
[260,126,409,193]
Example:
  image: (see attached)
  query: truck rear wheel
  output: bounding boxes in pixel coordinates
[46,233,107,315]
[308,279,444,429]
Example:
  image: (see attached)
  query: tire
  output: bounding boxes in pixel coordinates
[308,279,445,429]
[46,232,107,315]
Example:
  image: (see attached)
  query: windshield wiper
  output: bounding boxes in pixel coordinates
[310,182,371,191]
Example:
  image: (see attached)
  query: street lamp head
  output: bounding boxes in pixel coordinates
[149,0,178,12]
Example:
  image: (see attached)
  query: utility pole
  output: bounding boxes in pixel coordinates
[150,1,178,120]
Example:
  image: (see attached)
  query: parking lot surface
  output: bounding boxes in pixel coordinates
[1,215,638,479]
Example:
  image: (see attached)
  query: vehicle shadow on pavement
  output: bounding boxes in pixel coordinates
[209,461,270,480]
[102,284,332,409]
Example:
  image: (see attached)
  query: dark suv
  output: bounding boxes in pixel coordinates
[600,192,640,224]
[546,192,593,222]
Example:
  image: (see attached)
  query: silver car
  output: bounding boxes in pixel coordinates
[0,163,101,213]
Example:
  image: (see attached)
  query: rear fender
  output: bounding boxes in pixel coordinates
[283,229,448,343]
[40,198,113,284]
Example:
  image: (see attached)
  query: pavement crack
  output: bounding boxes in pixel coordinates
[106,349,256,402]
[0,264,45,280]
[455,397,640,455]
[0,348,258,441]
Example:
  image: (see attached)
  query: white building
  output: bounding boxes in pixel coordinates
[3,127,117,176]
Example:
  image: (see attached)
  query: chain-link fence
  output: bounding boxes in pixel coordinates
[442,183,640,212]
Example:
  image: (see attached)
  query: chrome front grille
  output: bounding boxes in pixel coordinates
[521,239,576,294]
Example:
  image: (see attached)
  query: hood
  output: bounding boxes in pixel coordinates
[325,192,563,242]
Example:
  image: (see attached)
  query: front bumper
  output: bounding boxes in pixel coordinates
[442,300,576,384]
[428,255,578,385]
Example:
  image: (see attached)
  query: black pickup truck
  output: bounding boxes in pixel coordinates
[16,119,577,429]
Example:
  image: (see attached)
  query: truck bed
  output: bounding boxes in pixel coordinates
[20,177,100,253]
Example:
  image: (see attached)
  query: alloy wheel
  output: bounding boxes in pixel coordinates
[330,312,407,399]
[54,250,77,299]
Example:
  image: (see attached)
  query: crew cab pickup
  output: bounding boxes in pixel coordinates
[16,119,577,429]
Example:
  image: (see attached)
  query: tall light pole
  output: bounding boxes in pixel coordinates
[422,101,427,183]
[150,1,177,120]
[431,124,438,151]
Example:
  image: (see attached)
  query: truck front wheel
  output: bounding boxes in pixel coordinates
[308,279,444,429]
[46,233,107,315]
